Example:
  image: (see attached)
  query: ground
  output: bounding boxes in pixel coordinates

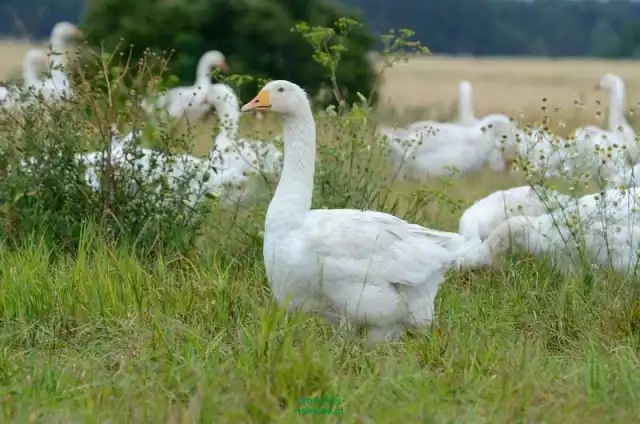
[1,40,640,423]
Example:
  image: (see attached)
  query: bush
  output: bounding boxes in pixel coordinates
[0,70,212,256]
[81,0,378,107]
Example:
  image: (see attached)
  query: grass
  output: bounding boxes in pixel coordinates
[1,38,640,422]
[2,233,640,422]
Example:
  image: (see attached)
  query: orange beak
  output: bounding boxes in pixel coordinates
[241,90,271,112]
[219,61,229,73]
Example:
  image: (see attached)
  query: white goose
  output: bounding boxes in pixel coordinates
[568,74,637,182]
[458,185,572,241]
[80,129,229,209]
[240,80,487,344]
[39,21,83,102]
[468,213,640,277]
[380,113,519,180]
[88,134,220,206]
[465,187,640,276]
[85,85,278,206]
[206,83,283,204]
[141,50,229,123]
[81,126,141,191]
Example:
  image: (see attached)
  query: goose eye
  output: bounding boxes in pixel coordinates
[277,87,284,93]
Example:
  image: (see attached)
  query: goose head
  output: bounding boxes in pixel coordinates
[480,114,519,147]
[50,22,83,48]
[199,50,229,73]
[595,73,623,93]
[240,80,309,116]
[459,80,472,92]
[479,114,521,168]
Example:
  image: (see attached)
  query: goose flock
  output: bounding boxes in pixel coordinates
[2,22,283,207]
[3,21,640,344]
[240,78,640,344]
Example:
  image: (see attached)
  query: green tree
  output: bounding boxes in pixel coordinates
[81,0,377,107]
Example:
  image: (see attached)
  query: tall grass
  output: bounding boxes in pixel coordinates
[1,234,640,422]
[0,21,638,423]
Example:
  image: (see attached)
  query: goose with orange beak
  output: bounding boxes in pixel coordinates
[241,80,489,345]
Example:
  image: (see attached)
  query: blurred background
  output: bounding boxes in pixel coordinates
[2,0,640,125]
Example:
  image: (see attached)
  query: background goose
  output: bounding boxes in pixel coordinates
[556,187,640,226]
[382,113,520,180]
[141,50,229,123]
[458,185,572,241]
[89,85,277,207]
[461,187,640,274]
[466,201,640,277]
[240,80,487,344]
[568,74,637,181]
[40,21,83,102]
[206,83,283,205]
[610,162,640,188]
[18,49,52,106]
[597,73,636,160]
[100,136,223,207]
[81,126,141,191]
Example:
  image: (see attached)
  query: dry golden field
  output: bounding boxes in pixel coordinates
[0,39,40,80]
[379,55,640,115]
[3,38,640,128]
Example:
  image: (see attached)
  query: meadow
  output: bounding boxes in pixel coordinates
[1,38,640,423]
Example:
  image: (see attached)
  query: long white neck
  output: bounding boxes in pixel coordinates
[23,58,43,88]
[607,78,629,132]
[50,37,69,73]
[195,58,213,84]
[458,81,475,124]
[214,103,240,145]
[266,108,316,228]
